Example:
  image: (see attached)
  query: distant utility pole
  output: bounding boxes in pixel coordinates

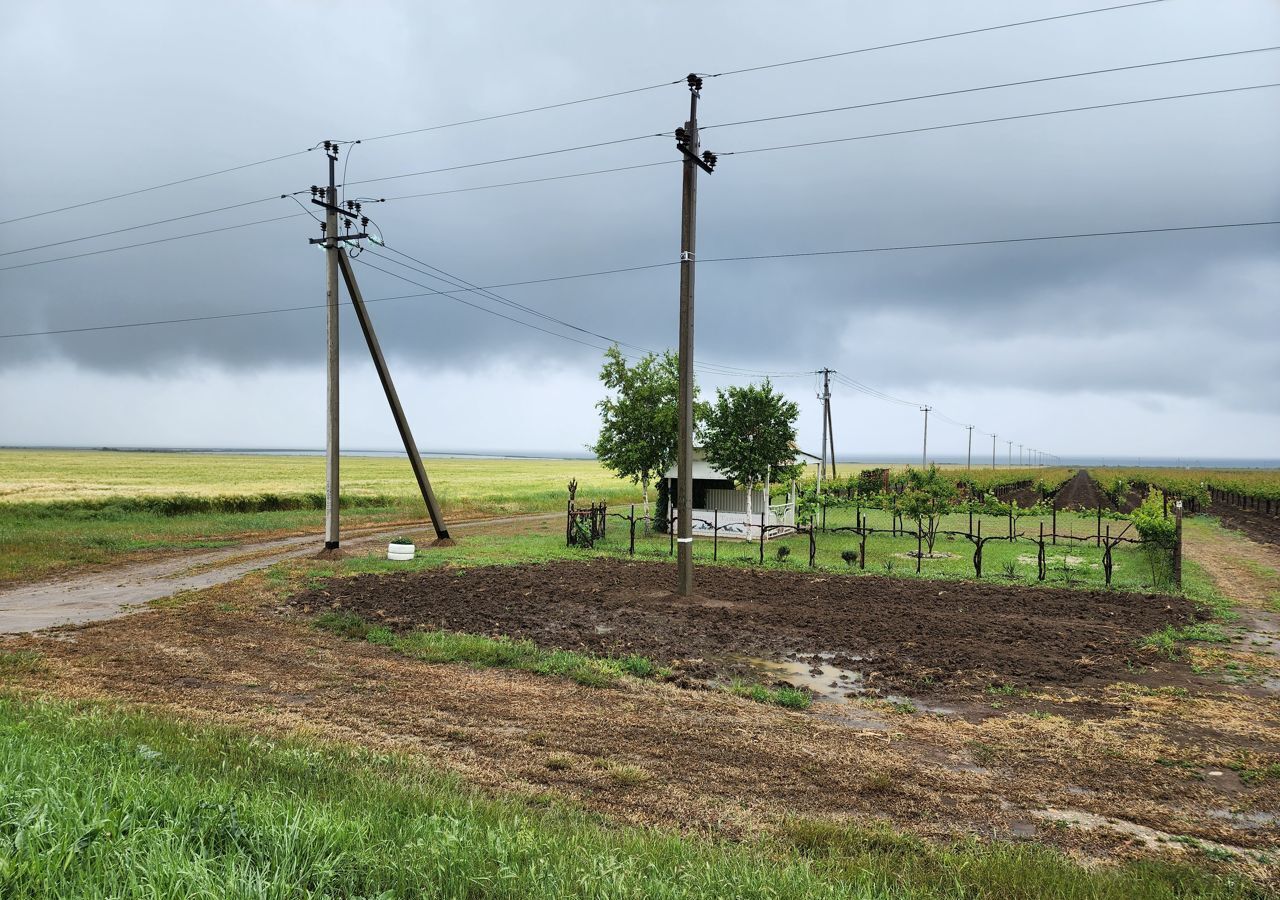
[308,142,450,547]
[1007,439,1013,466]
[1018,443,1023,466]
[919,406,931,468]
[966,425,974,472]
[816,368,835,497]
[991,433,997,469]
[673,74,717,598]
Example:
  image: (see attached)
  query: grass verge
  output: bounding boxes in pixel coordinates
[315,611,667,688]
[728,678,812,710]
[1140,622,1232,660]
[0,697,1265,899]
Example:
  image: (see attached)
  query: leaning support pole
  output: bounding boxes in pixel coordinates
[336,248,450,540]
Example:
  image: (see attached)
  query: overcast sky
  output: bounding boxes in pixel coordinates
[2,1,1277,463]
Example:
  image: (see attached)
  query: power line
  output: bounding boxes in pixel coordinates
[695,219,1280,265]
[362,245,805,380]
[0,196,283,258]
[343,133,668,189]
[0,1,1177,229]
[706,0,1174,79]
[702,46,1280,133]
[376,160,678,203]
[0,150,313,228]
[360,80,684,143]
[4,216,1275,336]
[0,213,306,273]
[12,78,1269,268]
[720,83,1280,160]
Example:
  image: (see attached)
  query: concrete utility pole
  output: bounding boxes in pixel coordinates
[308,143,449,547]
[322,143,341,549]
[991,433,997,469]
[673,74,717,598]
[336,250,450,540]
[966,425,974,471]
[1007,440,1013,466]
[919,406,931,468]
[816,368,834,497]
[1018,443,1023,466]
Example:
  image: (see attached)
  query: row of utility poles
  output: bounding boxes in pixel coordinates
[310,82,1056,597]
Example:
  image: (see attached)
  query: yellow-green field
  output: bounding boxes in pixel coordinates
[0,450,640,585]
[0,449,638,510]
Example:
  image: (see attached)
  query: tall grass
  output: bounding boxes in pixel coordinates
[0,698,1265,899]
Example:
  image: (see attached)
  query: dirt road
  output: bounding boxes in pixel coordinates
[0,513,555,633]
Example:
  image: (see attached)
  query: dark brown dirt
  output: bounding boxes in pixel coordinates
[1053,470,1117,511]
[287,559,1200,698]
[1211,500,1280,547]
[993,482,1041,507]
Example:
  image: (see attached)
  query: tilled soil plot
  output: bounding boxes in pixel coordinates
[1053,470,1117,511]
[1211,500,1280,547]
[289,559,1199,697]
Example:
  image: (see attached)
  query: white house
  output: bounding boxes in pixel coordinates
[662,448,818,540]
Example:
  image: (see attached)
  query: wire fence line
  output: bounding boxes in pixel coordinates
[565,497,1180,588]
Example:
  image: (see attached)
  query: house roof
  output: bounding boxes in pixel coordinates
[662,448,816,481]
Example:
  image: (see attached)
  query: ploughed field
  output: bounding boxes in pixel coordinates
[290,559,1200,701]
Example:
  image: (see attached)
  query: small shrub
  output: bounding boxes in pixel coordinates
[775,545,791,562]
[841,549,858,567]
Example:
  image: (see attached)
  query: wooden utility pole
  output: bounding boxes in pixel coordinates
[966,425,974,471]
[673,74,717,597]
[919,406,931,468]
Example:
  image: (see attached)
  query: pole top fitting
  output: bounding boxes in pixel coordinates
[686,73,703,92]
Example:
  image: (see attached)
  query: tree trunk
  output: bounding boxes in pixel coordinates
[744,480,753,532]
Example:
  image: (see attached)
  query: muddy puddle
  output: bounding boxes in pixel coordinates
[736,652,985,723]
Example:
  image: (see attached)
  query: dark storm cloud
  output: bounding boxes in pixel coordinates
[1,0,1277,423]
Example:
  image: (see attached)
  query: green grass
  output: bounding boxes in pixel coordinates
[0,649,43,676]
[1140,623,1232,660]
[727,679,812,710]
[315,611,667,688]
[0,696,1265,899]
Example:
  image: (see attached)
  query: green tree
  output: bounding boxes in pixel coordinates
[897,465,959,556]
[592,346,683,523]
[699,380,800,521]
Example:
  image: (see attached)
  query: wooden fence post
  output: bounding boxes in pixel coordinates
[1174,501,1183,588]
[629,505,636,556]
[809,524,816,568]
[759,511,766,564]
[916,530,922,574]
[713,509,718,561]
[974,520,983,578]
[1038,522,1046,581]
[1051,502,1057,546]
[1096,506,1102,548]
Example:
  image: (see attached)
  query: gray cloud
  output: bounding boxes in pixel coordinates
[1,1,1278,454]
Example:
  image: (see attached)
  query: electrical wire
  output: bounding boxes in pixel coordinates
[0,0,1177,229]
[719,83,1280,160]
[377,160,679,203]
[705,0,1174,79]
[0,149,314,228]
[360,80,685,143]
[701,47,1280,133]
[0,213,307,273]
[4,216,1275,333]
[343,133,668,189]
[0,196,283,258]
[14,76,1269,264]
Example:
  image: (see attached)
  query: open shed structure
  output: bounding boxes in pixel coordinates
[662,449,816,540]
